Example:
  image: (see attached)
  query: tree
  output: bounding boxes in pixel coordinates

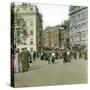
[15,10,28,45]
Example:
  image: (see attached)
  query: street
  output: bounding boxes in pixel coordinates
[15,59,88,87]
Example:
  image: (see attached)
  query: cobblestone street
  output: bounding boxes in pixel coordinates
[15,59,88,87]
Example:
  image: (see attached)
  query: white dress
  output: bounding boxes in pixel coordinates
[51,53,55,58]
[14,54,20,73]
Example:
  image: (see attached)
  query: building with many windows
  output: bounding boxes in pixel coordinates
[43,25,66,49]
[69,6,88,50]
[43,26,60,49]
[14,3,43,53]
[61,20,70,49]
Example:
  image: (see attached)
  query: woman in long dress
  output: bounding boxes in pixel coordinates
[14,49,20,73]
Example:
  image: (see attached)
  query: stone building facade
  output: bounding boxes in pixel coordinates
[14,3,43,53]
[43,25,65,49]
[69,6,88,49]
[61,20,70,49]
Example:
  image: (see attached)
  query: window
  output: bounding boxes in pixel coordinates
[78,13,80,18]
[84,12,86,16]
[30,41,33,45]
[39,41,41,45]
[66,38,69,42]
[17,8,19,11]
[30,39,33,45]
[30,30,33,35]
[30,7,33,11]
[23,43,27,45]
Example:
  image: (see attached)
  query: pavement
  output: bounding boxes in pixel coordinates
[14,58,88,88]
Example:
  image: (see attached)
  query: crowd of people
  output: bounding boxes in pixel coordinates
[14,47,87,73]
[40,48,71,64]
[40,48,87,63]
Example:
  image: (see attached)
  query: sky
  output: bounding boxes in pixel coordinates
[34,3,70,29]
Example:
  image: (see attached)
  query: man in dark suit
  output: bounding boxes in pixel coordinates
[63,49,67,63]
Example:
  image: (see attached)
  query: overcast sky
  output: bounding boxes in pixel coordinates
[34,3,70,29]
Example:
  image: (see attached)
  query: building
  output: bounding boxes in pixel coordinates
[43,26,59,49]
[61,20,70,49]
[14,3,43,53]
[69,6,88,50]
[43,25,65,49]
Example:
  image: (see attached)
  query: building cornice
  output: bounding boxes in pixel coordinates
[69,7,88,16]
